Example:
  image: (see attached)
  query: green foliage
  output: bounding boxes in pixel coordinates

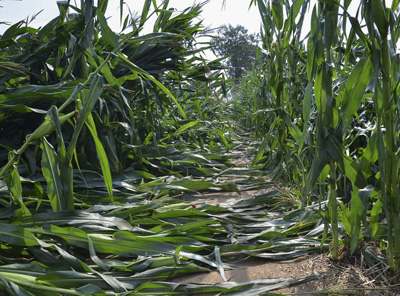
[0,1,331,294]
[239,0,400,275]
[210,24,259,80]
[1,0,400,293]
[0,0,227,186]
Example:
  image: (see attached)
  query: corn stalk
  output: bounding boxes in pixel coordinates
[365,0,400,272]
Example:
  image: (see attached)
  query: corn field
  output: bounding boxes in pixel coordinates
[0,0,400,294]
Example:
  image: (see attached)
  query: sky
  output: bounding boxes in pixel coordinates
[0,0,262,35]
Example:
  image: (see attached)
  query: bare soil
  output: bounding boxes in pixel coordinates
[173,251,399,295]
[174,154,400,295]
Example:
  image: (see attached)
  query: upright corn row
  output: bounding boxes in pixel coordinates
[368,0,400,272]
[251,0,310,184]
[311,1,340,259]
[251,0,400,271]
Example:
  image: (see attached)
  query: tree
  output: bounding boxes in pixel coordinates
[210,24,259,80]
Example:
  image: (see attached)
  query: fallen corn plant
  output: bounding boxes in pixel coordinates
[0,0,398,294]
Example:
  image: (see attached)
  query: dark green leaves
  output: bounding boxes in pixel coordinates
[0,223,39,247]
[68,74,103,160]
[339,57,374,132]
[272,0,284,30]
[41,138,74,212]
[96,9,119,49]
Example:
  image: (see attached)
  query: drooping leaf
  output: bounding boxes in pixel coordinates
[68,74,104,160]
[86,113,113,201]
[41,138,65,212]
[0,223,39,247]
[96,8,119,49]
[5,166,30,216]
[339,57,374,131]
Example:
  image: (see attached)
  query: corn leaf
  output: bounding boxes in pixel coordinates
[41,138,66,212]
[68,74,103,160]
[0,223,39,247]
[96,9,119,49]
[86,113,113,201]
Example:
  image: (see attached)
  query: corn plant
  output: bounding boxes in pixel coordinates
[0,0,228,210]
[0,4,335,294]
[247,0,310,187]
[242,1,399,269]
[360,0,400,272]
[2,0,400,293]
[245,0,400,274]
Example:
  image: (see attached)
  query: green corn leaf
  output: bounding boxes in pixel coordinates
[252,118,277,167]
[68,74,103,161]
[272,1,283,30]
[310,5,319,38]
[0,104,46,114]
[96,8,119,49]
[38,224,201,258]
[349,189,364,254]
[348,16,372,52]
[153,0,171,31]
[86,113,113,201]
[0,272,78,295]
[318,0,339,4]
[85,49,118,86]
[314,63,325,112]
[116,52,186,118]
[339,57,373,131]
[0,275,35,296]
[326,133,367,189]
[358,186,374,223]
[339,202,351,236]
[324,3,339,49]
[41,138,65,212]
[140,0,152,27]
[359,133,378,179]
[36,271,104,289]
[47,107,74,211]
[392,0,400,11]
[371,0,388,37]
[40,224,89,249]
[298,82,313,154]
[76,284,106,296]
[13,210,132,230]
[307,39,316,81]
[304,150,330,200]
[370,199,383,238]
[47,107,64,143]
[5,166,30,216]
[138,179,239,194]
[292,0,305,20]
[93,268,126,293]
[0,223,39,247]
[318,164,330,184]
[251,136,270,168]
[302,82,313,123]
[174,120,200,135]
[25,111,75,144]
[216,129,230,151]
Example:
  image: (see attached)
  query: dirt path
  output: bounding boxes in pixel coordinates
[174,252,396,295]
[173,150,398,295]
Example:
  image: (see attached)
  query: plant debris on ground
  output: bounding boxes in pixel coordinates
[1,0,400,295]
